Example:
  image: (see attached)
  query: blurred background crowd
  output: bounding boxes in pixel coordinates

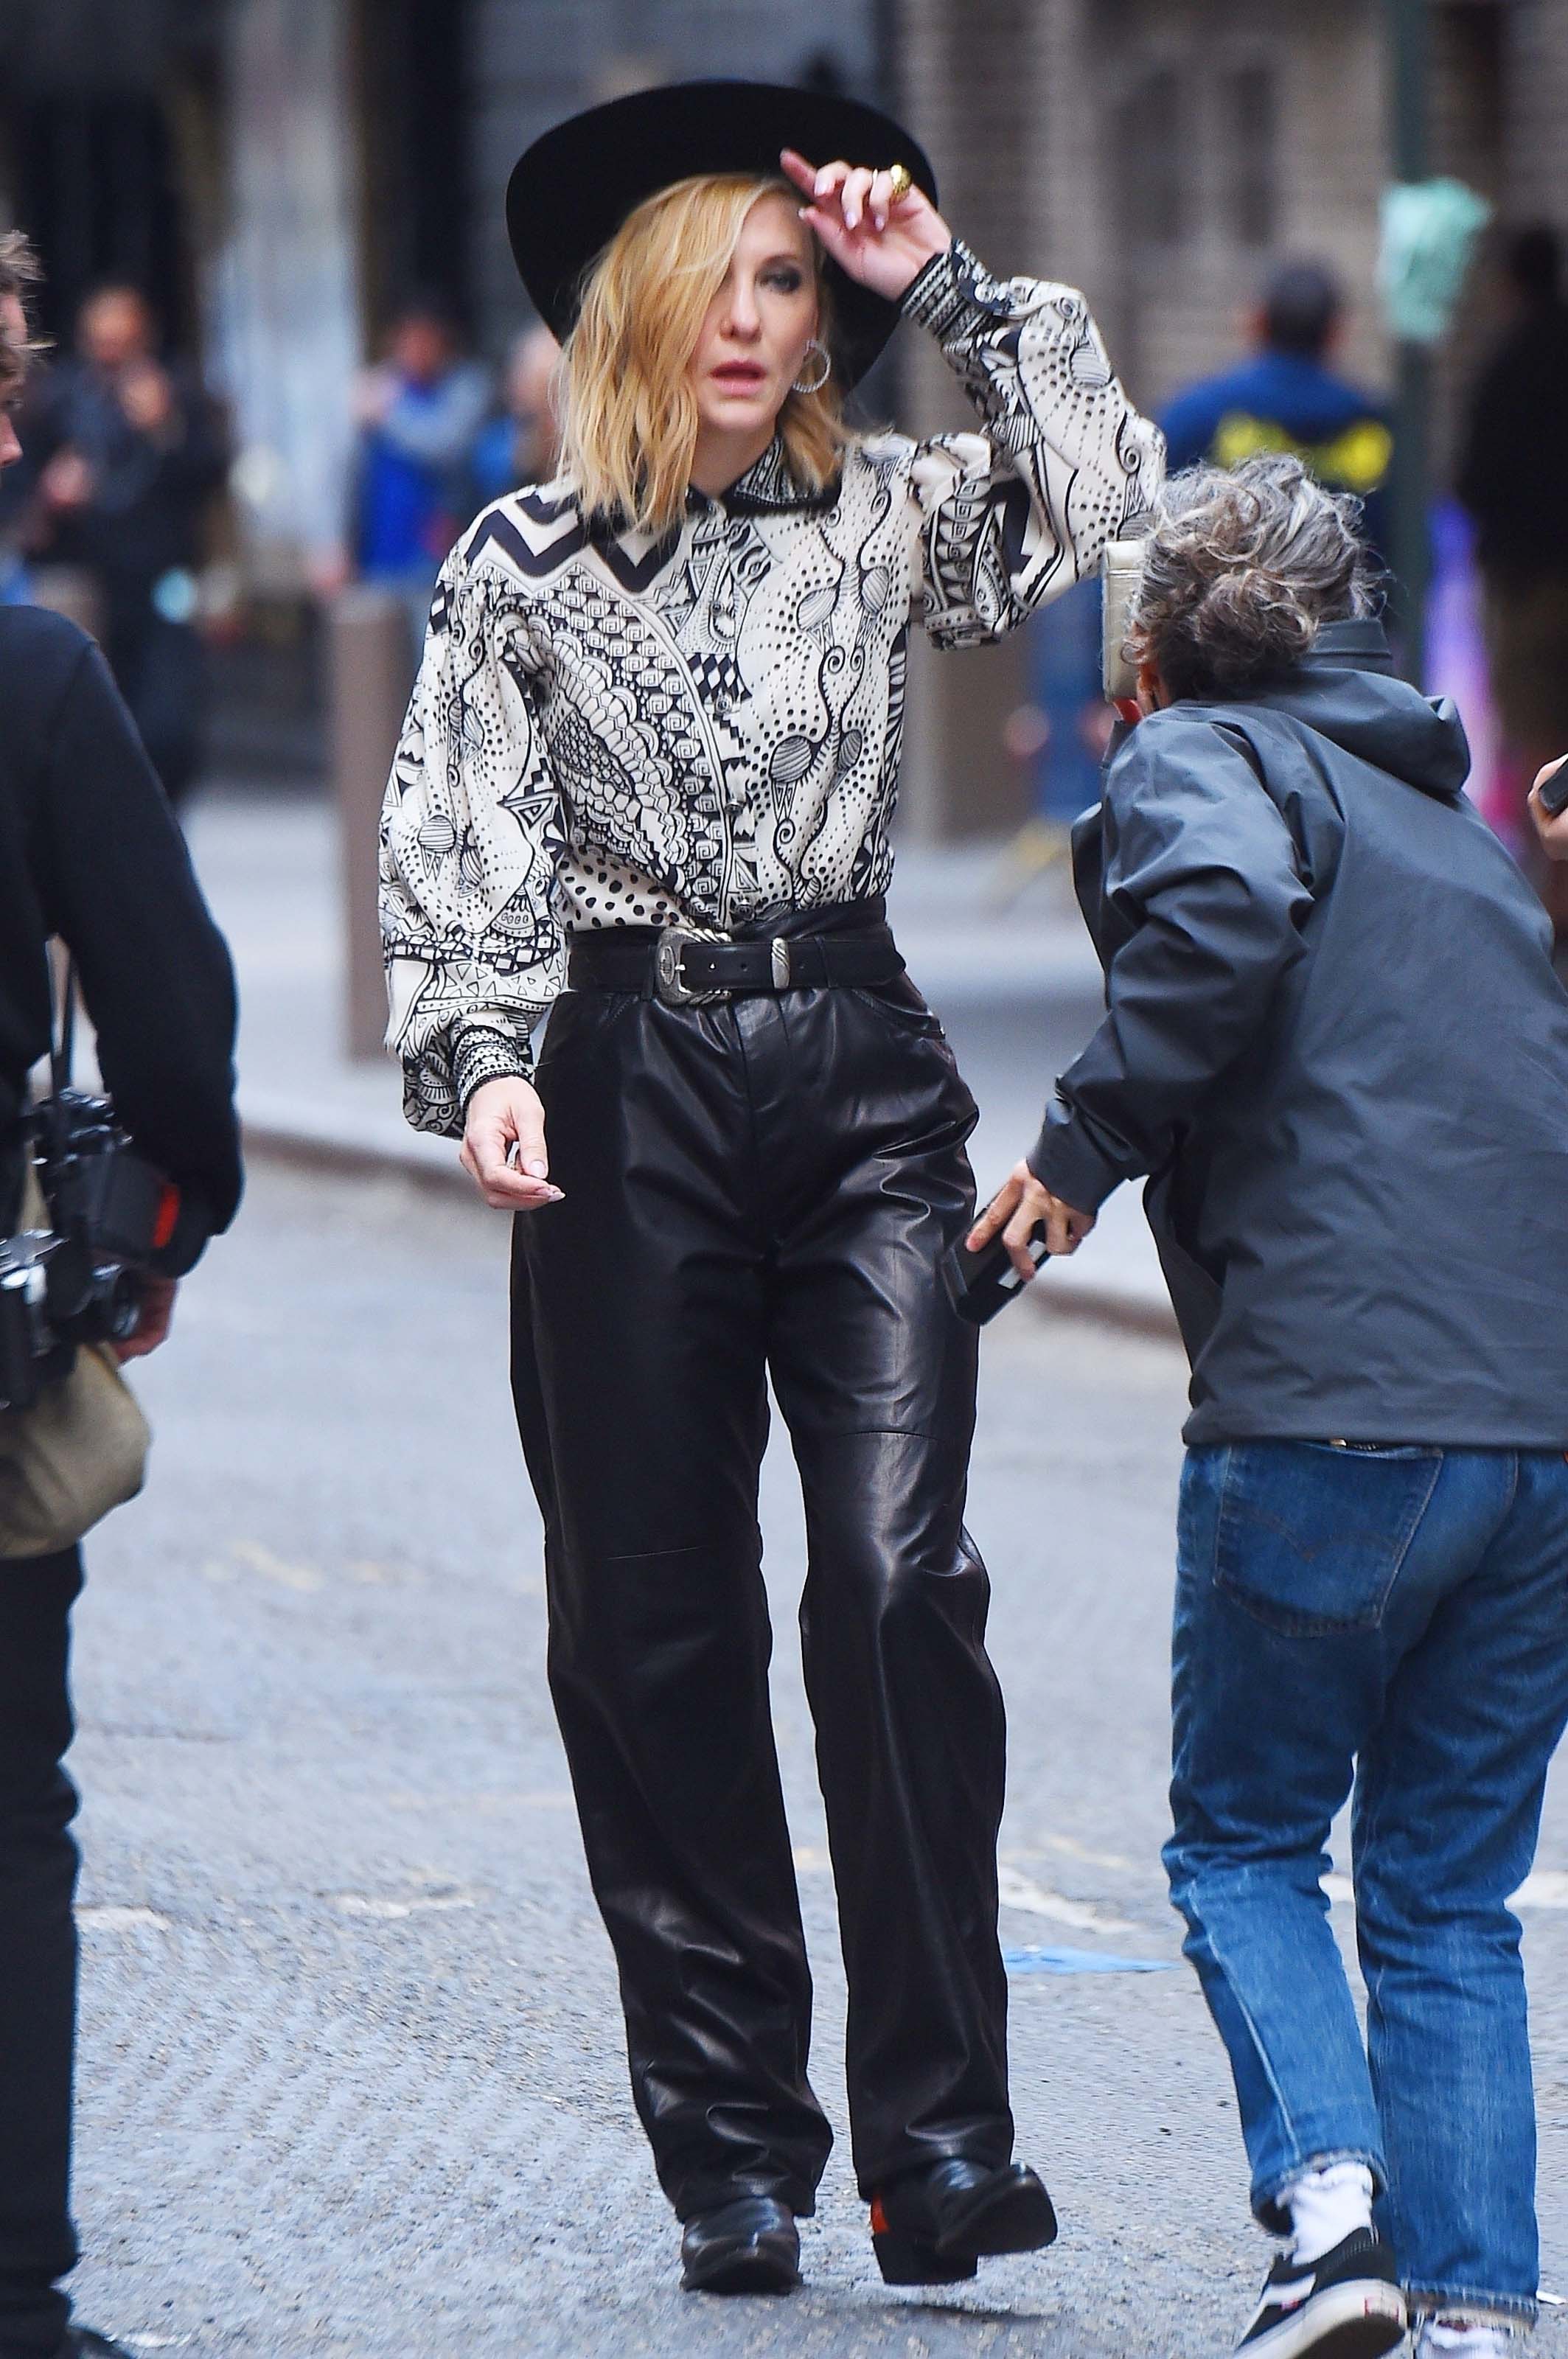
[0,0,1564,927]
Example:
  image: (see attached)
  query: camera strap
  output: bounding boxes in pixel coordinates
[49,954,76,1091]
[39,952,78,1171]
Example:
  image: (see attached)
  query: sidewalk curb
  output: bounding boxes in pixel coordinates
[244,1118,1182,1339]
[1025,1282,1181,1345]
[242,1120,472,1200]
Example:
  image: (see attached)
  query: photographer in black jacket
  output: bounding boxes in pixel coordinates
[0,236,241,2359]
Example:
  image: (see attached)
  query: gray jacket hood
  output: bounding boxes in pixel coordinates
[1239,619,1471,804]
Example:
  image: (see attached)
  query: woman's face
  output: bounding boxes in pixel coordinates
[688,192,819,444]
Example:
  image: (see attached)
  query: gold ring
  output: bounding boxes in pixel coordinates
[886,162,913,202]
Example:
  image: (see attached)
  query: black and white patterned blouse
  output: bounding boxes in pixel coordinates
[380,242,1163,1136]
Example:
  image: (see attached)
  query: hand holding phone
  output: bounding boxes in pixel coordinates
[943,1223,1050,1325]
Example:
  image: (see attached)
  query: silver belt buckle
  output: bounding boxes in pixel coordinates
[655,927,703,1006]
[770,938,791,989]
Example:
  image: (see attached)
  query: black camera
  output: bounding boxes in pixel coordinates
[0,1089,173,1413]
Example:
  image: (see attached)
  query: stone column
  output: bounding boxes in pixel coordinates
[897,0,1042,841]
[209,0,364,589]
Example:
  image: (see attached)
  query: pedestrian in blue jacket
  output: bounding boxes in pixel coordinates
[975,455,1568,2359]
[1160,261,1391,565]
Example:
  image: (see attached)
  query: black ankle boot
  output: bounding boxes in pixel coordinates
[869,2158,1057,2286]
[680,2194,801,2294]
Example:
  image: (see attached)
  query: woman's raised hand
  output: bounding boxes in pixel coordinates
[460,1076,564,1213]
[781,150,951,304]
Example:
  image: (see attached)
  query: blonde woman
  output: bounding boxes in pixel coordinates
[380,79,1160,2298]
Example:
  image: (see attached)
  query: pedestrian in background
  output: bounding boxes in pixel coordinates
[0,233,243,2359]
[1458,226,1568,947]
[350,296,490,661]
[382,77,1160,2301]
[975,456,1568,2359]
[1160,259,1392,563]
[468,321,560,508]
[15,285,229,811]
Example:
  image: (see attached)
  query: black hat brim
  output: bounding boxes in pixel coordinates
[506,79,938,391]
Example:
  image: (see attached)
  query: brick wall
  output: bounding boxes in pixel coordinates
[898,0,1568,835]
[1500,0,1568,225]
[900,0,1401,841]
[467,0,879,352]
[1059,0,1390,415]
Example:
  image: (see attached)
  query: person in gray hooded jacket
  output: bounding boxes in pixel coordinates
[974,455,1568,2359]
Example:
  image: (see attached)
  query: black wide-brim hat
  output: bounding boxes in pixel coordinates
[506,79,938,390]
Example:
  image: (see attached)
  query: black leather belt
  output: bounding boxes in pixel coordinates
[568,921,905,1007]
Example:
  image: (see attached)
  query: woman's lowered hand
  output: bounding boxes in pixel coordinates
[460,1077,564,1213]
[780,150,951,303]
[968,1160,1095,1280]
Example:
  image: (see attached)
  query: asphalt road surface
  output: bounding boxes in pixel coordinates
[63,1160,1568,2358]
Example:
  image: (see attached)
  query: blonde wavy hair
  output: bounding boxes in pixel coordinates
[560,173,850,535]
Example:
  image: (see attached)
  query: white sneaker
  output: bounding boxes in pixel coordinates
[1415,2327,1516,2358]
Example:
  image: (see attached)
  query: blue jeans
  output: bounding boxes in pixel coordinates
[1165,1443,1568,2329]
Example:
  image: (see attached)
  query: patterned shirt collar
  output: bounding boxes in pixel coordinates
[697,437,838,518]
[578,439,837,558]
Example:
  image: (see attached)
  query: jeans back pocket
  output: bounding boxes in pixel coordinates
[1213,1443,1443,1637]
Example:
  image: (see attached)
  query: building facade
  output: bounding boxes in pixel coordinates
[899,0,1568,834]
[0,1,1565,826]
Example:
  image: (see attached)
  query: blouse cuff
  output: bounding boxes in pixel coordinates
[899,239,1012,349]
[452,1017,535,1114]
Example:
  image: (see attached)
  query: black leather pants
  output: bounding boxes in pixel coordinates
[509,948,1013,2220]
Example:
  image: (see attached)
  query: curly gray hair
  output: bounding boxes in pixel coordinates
[1127,453,1378,702]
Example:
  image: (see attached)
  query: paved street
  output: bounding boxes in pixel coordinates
[57,1157,1568,2357]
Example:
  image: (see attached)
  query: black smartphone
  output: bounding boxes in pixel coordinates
[1539,759,1568,818]
[943,1222,1050,1325]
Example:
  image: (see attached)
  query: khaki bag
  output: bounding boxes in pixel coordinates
[0,1167,150,1558]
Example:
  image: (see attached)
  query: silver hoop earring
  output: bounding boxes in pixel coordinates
[792,338,832,396]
